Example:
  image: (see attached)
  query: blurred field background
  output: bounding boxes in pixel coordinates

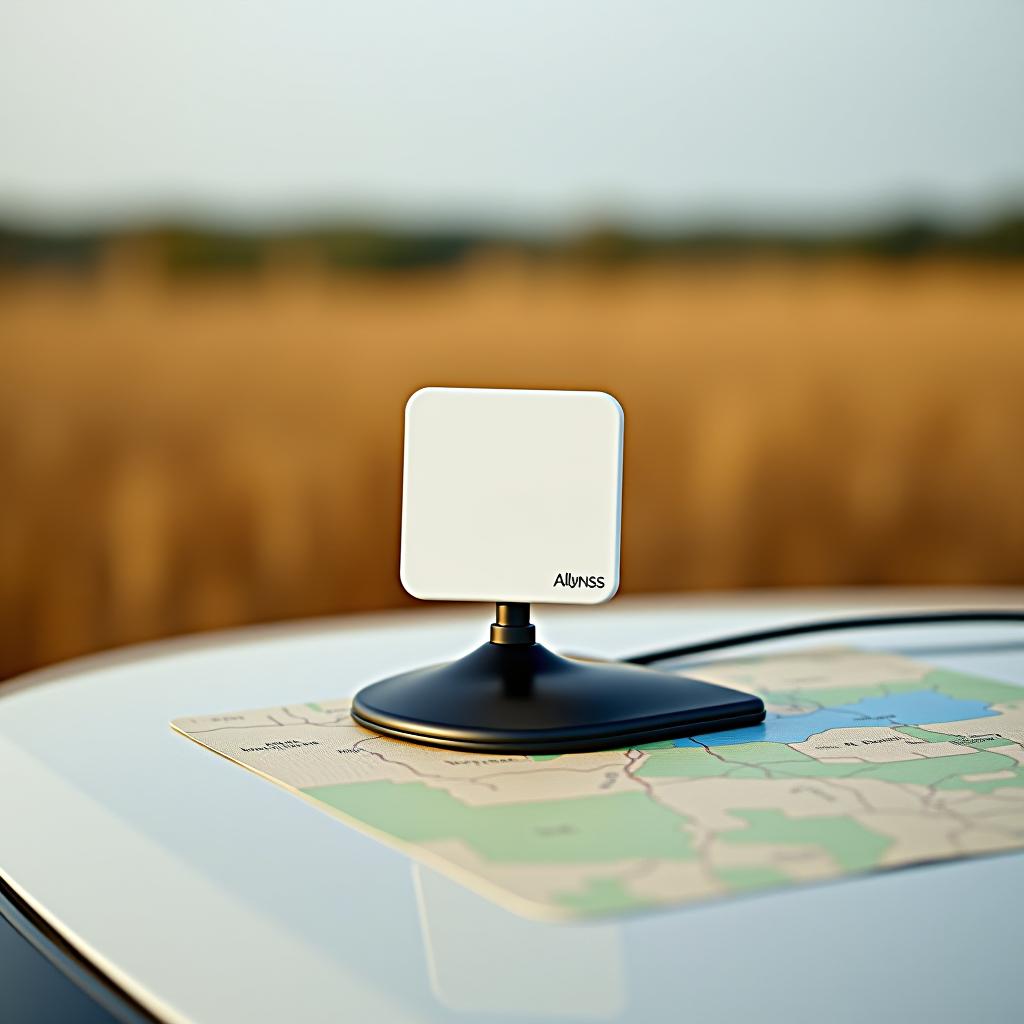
[1,2,1023,679]
[2,229,1022,679]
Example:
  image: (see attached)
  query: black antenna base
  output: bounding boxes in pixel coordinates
[351,604,765,754]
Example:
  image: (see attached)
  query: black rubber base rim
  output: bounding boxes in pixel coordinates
[350,706,766,754]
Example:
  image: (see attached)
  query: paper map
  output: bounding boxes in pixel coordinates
[172,649,1024,919]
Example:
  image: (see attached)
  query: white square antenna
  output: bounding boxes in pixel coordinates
[351,385,765,755]
[400,388,622,605]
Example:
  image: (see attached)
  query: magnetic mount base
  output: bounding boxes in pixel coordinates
[351,604,766,754]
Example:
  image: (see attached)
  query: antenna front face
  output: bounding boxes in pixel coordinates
[400,387,623,605]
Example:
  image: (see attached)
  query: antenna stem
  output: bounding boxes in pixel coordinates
[491,603,536,645]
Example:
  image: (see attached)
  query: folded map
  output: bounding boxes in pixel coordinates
[172,648,1024,919]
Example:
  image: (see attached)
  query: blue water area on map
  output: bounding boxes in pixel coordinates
[677,691,998,748]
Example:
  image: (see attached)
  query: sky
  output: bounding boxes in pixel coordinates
[1,0,1023,232]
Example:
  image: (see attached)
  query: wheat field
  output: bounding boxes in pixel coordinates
[1,254,1022,679]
